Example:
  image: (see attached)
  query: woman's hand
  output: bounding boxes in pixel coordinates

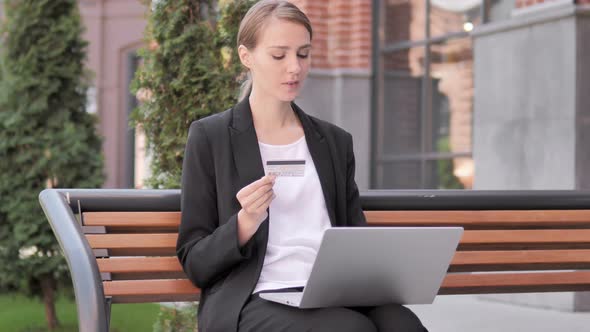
[236,175,276,246]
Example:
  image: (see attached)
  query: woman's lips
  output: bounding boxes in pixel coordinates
[284,81,299,88]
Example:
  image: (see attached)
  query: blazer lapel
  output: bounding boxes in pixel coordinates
[229,98,270,252]
[229,98,266,190]
[229,98,337,227]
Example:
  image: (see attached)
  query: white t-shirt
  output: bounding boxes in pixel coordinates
[253,135,332,294]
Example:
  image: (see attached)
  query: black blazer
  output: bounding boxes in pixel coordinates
[176,97,367,332]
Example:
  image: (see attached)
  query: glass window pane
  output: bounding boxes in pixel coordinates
[384,0,426,45]
[426,158,474,189]
[488,0,514,22]
[377,161,423,189]
[380,47,425,156]
[430,0,483,37]
[429,38,473,155]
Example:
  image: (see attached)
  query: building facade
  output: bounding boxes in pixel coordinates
[75,0,590,312]
[75,0,589,194]
[78,0,147,189]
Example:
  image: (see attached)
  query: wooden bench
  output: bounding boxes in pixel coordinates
[39,189,590,332]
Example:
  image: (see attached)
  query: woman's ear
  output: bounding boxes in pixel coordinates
[238,45,251,69]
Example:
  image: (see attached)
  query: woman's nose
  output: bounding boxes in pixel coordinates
[287,56,301,74]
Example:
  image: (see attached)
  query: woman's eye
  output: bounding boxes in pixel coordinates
[272,54,309,60]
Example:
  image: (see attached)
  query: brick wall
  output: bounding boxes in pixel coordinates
[293,0,372,70]
[516,0,558,7]
[516,0,589,8]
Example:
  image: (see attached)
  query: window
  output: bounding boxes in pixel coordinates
[371,0,492,189]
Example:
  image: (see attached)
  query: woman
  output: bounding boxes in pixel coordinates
[177,1,428,331]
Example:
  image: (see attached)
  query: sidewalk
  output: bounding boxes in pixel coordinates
[407,295,590,332]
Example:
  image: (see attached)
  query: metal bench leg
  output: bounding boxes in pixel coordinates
[105,297,112,332]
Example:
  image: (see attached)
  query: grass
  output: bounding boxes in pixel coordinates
[0,292,161,332]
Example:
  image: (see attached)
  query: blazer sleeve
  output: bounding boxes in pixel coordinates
[176,121,253,289]
[346,133,368,227]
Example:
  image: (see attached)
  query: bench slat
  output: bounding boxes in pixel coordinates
[440,271,590,294]
[86,230,590,252]
[110,294,201,304]
[365,210,590,228]
[103,279,199,296]
[96,250,590,275]
[101,272,590,299]
[97,257,182,273]
[103,279,200,303]
[86,233,177,249]
[100,248,176,256]
[450,250,590,272]
[460,230,590,250]
[83,210,590,229]
[83,212,181,228]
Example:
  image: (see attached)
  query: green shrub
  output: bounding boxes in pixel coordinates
[131,0,256,189]
[0,0,104,329]
[153,303,199,332]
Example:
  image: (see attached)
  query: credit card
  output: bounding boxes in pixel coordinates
[266,160,306,177]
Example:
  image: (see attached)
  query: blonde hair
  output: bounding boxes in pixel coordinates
[237,0,312,100]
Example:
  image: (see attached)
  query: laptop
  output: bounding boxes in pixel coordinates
[259,227,463,308]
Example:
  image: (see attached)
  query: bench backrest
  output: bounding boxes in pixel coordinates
[40,189,590,332]
[83,208,590,303]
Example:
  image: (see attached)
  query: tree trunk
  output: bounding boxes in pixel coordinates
[40,276,60,330]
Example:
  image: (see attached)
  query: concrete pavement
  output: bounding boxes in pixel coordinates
[407,295,590,332]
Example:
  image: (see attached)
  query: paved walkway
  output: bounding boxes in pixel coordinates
[407,295,590,332]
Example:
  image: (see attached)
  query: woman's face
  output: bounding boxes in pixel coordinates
[240,17,311,102]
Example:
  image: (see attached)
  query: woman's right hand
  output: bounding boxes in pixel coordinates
[236,175,276,246]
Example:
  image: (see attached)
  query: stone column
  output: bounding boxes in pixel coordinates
[473,0,590,311]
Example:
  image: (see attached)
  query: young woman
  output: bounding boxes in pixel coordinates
[177,1,428,331]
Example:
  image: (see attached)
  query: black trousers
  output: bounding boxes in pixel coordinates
[238,292,429,332]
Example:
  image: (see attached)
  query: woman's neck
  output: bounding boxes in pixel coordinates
[248,90,297,132]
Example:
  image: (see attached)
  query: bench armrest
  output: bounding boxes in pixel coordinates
[39,189,108,332]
